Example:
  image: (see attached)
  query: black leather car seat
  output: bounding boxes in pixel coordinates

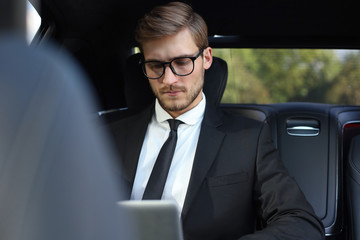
[347,134,360,240]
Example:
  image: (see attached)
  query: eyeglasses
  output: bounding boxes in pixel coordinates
[140,49,204,79]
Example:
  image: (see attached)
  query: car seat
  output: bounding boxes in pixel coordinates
[347,134,360,240]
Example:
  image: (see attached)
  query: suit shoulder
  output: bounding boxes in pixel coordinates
[102,106,152,137]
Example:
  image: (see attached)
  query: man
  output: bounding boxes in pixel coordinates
[108,2,325,239]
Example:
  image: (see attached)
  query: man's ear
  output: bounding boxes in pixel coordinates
[203,47,213,70]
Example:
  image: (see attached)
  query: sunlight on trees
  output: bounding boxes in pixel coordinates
[214,48,360,105]
[326,53,360,105]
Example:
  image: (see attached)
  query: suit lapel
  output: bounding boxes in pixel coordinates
[122,105,154,186]
[182,104,225,218]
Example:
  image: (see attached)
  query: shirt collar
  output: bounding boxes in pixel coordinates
[155,92,206,126]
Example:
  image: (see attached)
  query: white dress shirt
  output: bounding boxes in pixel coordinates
[131,93,206,215]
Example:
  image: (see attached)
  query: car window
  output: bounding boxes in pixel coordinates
[26,1,41,44]
[214,48,360,105]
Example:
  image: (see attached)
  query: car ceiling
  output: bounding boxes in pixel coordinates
[35,0,360,49]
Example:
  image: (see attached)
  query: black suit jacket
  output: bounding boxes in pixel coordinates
[108,101,325,240]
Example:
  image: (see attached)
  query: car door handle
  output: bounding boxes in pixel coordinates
[286,118,320,137]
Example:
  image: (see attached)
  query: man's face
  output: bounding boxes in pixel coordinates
[142,28,212,118]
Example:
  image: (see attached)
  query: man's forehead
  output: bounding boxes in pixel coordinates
[142,28,198,61]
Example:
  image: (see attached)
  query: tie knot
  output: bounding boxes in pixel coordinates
[167,119,182,131]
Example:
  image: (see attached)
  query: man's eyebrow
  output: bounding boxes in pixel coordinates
[145,53,195,62]
[173,53,194,58]
[144,58,163,62]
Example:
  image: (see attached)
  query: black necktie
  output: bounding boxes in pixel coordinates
[142,119,182,199]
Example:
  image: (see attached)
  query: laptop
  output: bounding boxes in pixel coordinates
[117,200,184,240]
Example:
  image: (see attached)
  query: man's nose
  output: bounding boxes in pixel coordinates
[162,65,178,85]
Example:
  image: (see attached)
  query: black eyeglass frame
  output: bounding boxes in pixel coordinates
[140,49,204,80]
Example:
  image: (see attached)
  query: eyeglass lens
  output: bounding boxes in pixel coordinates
[144,57,195,79]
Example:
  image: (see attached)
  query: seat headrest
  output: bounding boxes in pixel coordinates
[123,53,155,110]
[203,56,228,106]
[123,53,228,110]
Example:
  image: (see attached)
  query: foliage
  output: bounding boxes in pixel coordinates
[214,49,270,103]
[214,48,359,105]
[326,53,360,105]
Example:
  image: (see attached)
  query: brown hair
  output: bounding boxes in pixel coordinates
[135,2,208,51]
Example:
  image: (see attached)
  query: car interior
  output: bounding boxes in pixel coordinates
[2,0,360,239]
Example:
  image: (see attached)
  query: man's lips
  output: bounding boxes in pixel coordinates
[166,90,181,96]
[160,87,185,96]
